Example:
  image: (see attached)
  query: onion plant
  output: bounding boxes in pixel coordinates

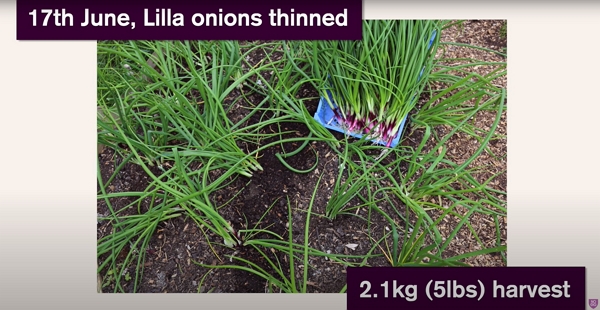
[307,20,441,146]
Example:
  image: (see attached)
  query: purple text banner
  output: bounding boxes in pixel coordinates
[347,267,585,310]
[16,0,362,40]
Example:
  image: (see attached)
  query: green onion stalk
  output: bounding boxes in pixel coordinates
[309,20,441,146]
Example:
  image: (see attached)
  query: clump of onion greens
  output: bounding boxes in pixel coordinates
[308,20,441,146]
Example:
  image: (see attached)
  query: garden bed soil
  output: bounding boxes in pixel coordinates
[97,20,507,293]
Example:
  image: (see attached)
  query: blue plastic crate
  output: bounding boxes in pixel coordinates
[312,29,437,148]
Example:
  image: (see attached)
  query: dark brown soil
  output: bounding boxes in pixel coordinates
[97,87,390,293]
[97,20,507,293]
